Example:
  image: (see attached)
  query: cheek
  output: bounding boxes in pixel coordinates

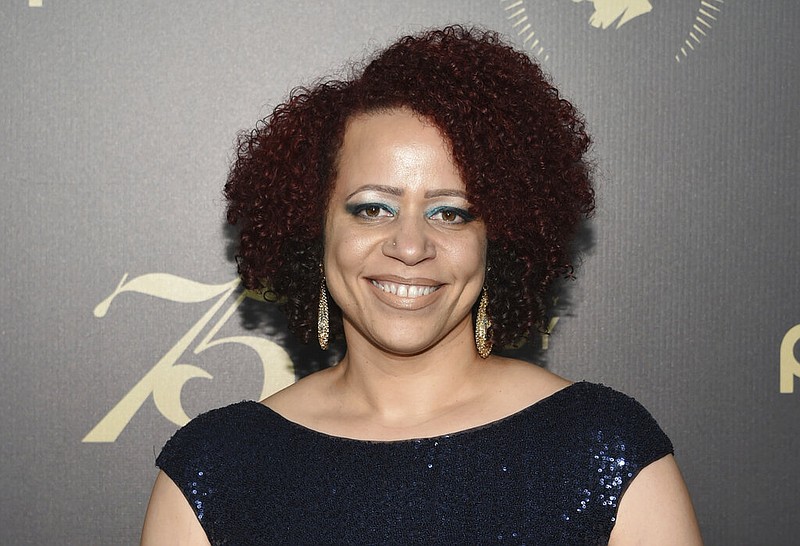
[323,224,380,290]
[446,233,487,272]
[327,229,374,266]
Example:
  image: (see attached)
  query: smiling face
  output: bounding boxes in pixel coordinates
[323,108,487,357]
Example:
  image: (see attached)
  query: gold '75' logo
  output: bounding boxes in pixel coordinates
[83,273,295,443]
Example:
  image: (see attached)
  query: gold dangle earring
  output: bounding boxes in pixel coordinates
[475,284,492,359]
[318,276,329,350]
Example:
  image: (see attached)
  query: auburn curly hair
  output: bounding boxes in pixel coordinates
[225,25,594,349]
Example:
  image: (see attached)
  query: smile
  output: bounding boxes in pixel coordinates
[370,280,440,298]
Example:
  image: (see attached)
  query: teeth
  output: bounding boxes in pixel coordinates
[371,280,438,298]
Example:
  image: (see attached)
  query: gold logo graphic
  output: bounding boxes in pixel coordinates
[570,0,652,30]
[780,323,800,394]
[502,0,552,61]
[83,273,295,443]
[674,0,723,63]
[539,315,560,350]
[501,0,724,63]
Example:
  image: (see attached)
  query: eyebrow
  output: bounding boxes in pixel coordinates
[425,189,468,199]
[345,185,467,200]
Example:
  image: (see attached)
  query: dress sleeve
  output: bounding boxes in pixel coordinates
[596,384,673,468]
[575,383,674,535]
[155,402,250,528]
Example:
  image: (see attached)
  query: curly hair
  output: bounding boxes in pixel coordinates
[225,25,594,349]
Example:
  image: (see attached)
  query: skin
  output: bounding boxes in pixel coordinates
[140,109,702,545]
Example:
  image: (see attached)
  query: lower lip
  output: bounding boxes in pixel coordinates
[367,280,442,309]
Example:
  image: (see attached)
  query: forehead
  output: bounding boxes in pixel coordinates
[334,109,463,192]
[341,108,444,146]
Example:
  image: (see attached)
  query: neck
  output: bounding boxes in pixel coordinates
[332,319,489,427]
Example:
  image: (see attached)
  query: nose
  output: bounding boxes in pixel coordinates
[382,214,436,266]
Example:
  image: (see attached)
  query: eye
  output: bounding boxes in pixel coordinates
[362,205,383,218]
[346,202,395,219]
[428,206,474,224]
[439,209,459,223]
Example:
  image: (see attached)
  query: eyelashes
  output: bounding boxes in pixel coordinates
[426,206,475,224]
[345,202,474,224]
[345,203,397,219]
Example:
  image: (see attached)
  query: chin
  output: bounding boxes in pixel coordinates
[344,317,462,357]
[370,333,441,357]
[377,340,434,357]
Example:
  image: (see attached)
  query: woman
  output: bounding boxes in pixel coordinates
[142,26,701,544]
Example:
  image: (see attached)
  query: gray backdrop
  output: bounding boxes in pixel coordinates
[2,1,799,544]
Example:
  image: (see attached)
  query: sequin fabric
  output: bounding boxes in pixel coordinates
[156,382,672,545]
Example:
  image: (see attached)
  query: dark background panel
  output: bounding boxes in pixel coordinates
[1,1,798,543]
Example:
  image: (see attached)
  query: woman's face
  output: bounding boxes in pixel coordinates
[323,108,487,356]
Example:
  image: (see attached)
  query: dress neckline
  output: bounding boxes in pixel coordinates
[249,381,586,444]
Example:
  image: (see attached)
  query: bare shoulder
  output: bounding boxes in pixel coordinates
[483,355,573,408]
[259,365,336,417]
[609,455,703,545]
[140,471,210,546]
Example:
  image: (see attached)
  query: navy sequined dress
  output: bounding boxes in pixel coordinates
[156,381,672,545]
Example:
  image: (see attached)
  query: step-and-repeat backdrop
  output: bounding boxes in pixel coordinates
[3,1,798,543]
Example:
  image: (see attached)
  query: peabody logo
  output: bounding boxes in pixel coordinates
[780,324,800,394]
[501,0,724,63]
